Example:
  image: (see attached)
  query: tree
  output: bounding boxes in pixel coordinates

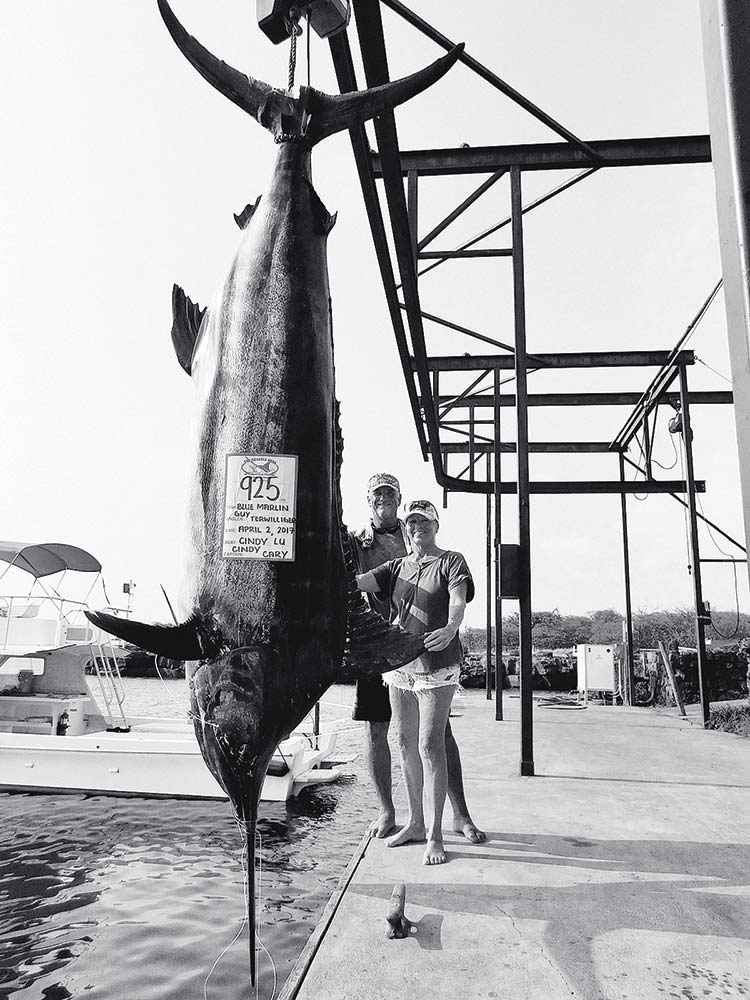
[589,609,623,644]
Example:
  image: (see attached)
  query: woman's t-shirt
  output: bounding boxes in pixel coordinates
[371,550,474,673]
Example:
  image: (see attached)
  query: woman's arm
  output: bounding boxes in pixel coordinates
[423,580,468,651]
[356,571,380,594]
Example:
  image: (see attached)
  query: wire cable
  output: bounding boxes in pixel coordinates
[695,356,732,385]
[677,435,693,575]
[696,493,743,639]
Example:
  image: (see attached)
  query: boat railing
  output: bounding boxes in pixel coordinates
[0,594,96,649]
[0,594,131,650]
[88,606,130,731]
[0,592,131,730]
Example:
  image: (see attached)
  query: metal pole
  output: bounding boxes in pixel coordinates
[643,412,652,480]
[511,167,534,775]
[485,452,493,700]
[493,369,504,720]
[700,0,750,590]
[407,170,418,264]
[618,452,636,704]
[678,364,710,727]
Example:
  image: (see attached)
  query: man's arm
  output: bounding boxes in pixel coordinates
[424,581,468,652]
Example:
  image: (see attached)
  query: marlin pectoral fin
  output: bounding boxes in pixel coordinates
[233,196,261,230]
[85,610,219,660]
[171,284,206,375]
[345,598,425,676]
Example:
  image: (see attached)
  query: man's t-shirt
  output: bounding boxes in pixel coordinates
[348,522,407,621]
[371,551,474,673]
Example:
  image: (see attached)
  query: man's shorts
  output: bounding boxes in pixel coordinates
[352,674,392,722]
[383,663,459,691]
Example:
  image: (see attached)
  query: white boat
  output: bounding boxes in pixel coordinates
[0,541,342,802]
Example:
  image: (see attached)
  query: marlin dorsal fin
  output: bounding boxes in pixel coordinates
[171,284,206,375]
[234,196,261,230]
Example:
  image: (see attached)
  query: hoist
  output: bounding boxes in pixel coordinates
[257,0,350,44]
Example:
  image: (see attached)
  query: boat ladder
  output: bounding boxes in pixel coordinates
[89,638,130,730]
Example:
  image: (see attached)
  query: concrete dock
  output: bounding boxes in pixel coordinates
[284,691,750,1000]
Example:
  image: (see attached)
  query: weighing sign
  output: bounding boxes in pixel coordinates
[222,454,298,561]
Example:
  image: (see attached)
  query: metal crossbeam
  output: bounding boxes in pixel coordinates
[425,390,733,408]
[418,169,506,250]
[419,351,696,371]
[419,248,512,259]
[381,0,604,161]
[437,479,707,496]
[442,441,615,453]
[414,167,598,282]
[373,135,711,177]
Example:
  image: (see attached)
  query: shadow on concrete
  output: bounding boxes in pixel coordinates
[352,832,750,997]
[407,912,444,951]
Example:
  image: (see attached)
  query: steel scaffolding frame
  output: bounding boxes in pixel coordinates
[329,0,743,767]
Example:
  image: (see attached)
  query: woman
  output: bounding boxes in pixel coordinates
[357,500,474,866]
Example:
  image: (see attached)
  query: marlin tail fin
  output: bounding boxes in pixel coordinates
[157,0,462,145]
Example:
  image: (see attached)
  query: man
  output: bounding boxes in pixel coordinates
[349,473,485,844]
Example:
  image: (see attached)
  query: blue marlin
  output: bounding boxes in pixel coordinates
[87,0,461,984]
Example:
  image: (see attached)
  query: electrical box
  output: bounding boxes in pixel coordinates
[500,544,520,598]
[576,643,615,700]
[257,0,350,45]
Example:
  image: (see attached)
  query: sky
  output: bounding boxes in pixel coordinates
[1,0,747,630]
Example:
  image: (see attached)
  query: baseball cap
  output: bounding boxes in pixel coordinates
[367,473,401,494]
[403,500,440,525]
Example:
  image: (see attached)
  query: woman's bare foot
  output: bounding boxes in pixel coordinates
[423,839,447,865]
[385,822,426,848]
[368,811,396,838]
[453,817,487,844]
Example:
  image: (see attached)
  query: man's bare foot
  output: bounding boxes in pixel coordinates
[453,817,487,844]
[385,822,426,848]
[423,839,447,865]
[368,811,396,838]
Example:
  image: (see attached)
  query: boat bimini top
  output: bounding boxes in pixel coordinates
[0,542,102,579]
[0,540,109,652]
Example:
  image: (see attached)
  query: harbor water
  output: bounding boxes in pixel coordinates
[0,679,374,1000]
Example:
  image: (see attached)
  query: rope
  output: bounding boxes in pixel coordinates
[287,13,303,92]
[306,14,311,89]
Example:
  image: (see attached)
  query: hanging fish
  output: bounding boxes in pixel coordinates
[87,0,461,986]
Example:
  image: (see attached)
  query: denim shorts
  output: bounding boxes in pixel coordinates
[383,663,459,691]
